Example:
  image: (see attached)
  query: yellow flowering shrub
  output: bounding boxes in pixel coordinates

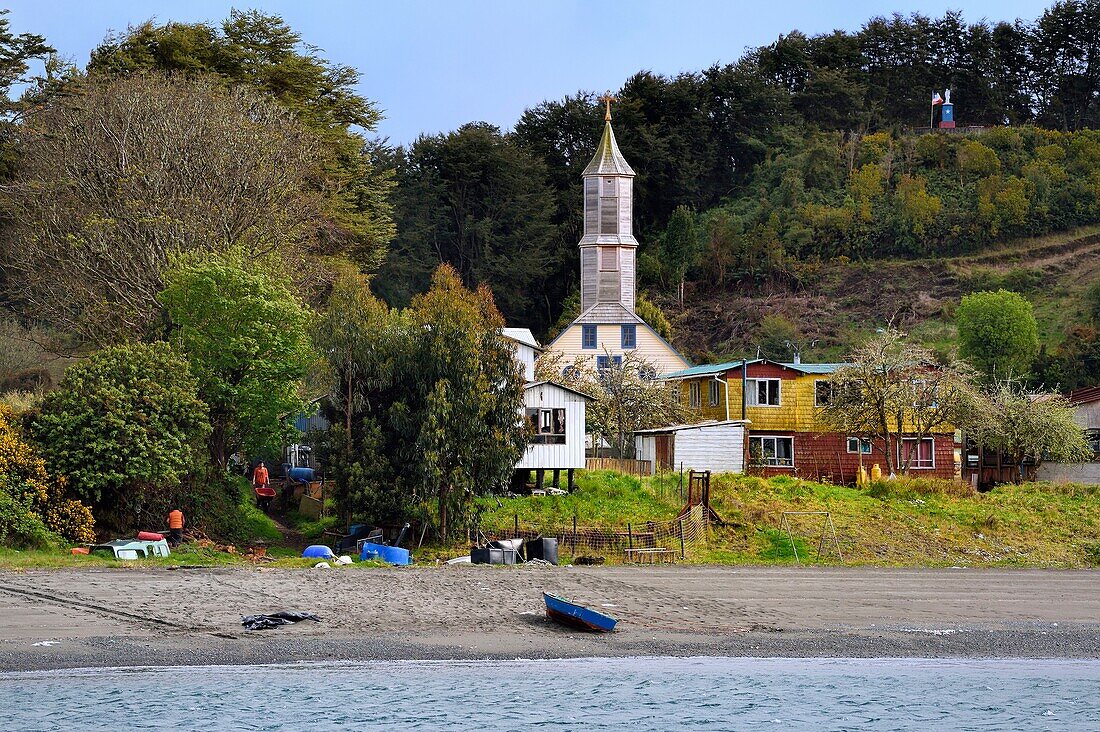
[0,404,95,544]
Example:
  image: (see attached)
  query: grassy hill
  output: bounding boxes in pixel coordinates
[477,471,1100,568]
[668,224,1100,365]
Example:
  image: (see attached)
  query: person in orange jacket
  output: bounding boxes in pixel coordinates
[167,509,185,547]
[252,461,270,489]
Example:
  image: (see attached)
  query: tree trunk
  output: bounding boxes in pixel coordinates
[438,490,449,543]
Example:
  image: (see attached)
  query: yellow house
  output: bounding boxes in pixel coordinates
[662,358,959,483]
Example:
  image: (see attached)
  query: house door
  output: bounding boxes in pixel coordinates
[655,435,674,472]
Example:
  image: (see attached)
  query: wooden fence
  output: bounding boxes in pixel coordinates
[585,457,653,475]
[478,504,707,561]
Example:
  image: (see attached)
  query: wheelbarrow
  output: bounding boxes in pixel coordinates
[254,484,276,512]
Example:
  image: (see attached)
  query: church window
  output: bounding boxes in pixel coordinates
[600,198,618,234]
[582,325,597,349]
[621,324,636,349]
[599,247,619,271]
[596,355,622,373]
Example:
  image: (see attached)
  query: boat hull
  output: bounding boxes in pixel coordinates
[543,592,617,632]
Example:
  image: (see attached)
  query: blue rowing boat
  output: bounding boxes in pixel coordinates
[543,592,618,632]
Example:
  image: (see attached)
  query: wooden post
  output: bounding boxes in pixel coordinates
[535,469,544,493]
[679,517,686,559]
[628,523,633,550]
[572,514,577,557]
[514,513,519,536]
[567,468,575,493]
[552,469,560,490]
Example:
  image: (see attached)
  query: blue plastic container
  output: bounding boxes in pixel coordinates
[302,544,335,559]
[359,541,411,565]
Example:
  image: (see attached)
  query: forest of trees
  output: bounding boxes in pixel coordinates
[381,2,1100,336]
[0,3,1098,544]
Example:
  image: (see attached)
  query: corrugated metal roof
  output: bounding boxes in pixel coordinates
[634,419,750,435]
[502,327,541,350]
[662,359,851,379]
[784,362,849,374]
[582,121,636,177]
[1068,385,1100,405]
[524,380,594,400]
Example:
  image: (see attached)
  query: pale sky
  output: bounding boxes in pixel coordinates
[5,1,1055,144]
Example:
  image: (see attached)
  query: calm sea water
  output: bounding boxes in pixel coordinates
[2,657,1098,731]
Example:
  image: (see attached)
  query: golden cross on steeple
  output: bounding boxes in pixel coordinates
[598,92,617,121]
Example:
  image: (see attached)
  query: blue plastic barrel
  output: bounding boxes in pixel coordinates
[302,544,335,559]
[359,541,410,565]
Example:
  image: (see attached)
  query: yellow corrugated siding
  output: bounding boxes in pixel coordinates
[679,376,825,430]
[679,372,956,433]
[549,324,688,375]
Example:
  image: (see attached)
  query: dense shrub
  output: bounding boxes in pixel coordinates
[0,404,95,545]
[30,342,210,512]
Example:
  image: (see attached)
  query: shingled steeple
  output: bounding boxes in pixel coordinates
[579,97,638,317]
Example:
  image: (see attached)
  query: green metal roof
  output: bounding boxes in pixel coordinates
[662,359,850,379]
[582,121,636,177]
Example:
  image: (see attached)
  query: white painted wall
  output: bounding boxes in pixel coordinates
[516,383,588,470]
[550,323,688,375]
[635,422,746,475]
[512,342,537,382]
[1036,461,1100,484]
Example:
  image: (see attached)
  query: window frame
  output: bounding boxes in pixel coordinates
[708,379,721,407]
[898,437,935,470]
[621,323,637,349]
[749,435,795,468]
[814,380,833,408]
[846,437,872,454]
[526,407,567,445]
[581,324,597,350]
[688,381,701,408]
[596,355,622,373]
[599,246,620,271]
[746,378,782,407]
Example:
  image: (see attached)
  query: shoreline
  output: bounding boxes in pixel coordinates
[2,565,1097,672]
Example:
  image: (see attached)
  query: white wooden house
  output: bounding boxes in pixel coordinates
[546,107,689,376]
[634,420,750,476]
[502,327,540,381]
[503,329,591,491]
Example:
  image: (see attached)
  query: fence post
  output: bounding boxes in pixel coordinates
[514,513,519,536]
[572,514,577,557]
[628,523,633,551]
[679,516,686,559]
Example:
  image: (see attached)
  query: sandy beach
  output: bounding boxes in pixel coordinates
[0,565,1097,671]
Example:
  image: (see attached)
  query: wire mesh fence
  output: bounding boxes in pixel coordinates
[477,505,708,561]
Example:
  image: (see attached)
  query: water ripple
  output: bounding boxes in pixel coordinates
[1,657,1098,731]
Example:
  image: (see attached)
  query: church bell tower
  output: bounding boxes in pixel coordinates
[579,95,637,316]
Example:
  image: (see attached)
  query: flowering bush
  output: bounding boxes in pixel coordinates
[0,404,95,545]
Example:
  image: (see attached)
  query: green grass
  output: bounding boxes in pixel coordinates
[283,511,341,541]
[5,471,1097,569]
[235,481,283,544]
[478,470,1100,568]
[478,470,681,528]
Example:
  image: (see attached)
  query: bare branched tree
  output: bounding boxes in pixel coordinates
[536,349,688,458]
[0,73,326,344]
[820,329,981,474]
[964,379,1093,480]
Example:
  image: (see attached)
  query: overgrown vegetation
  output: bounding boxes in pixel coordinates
[480,471,1100,567]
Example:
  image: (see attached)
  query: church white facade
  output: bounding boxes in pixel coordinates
[546,107,689,375]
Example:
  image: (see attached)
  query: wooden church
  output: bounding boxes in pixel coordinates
[546,101,689,376]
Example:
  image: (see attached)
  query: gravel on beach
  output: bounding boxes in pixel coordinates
[1,565,1097,672]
